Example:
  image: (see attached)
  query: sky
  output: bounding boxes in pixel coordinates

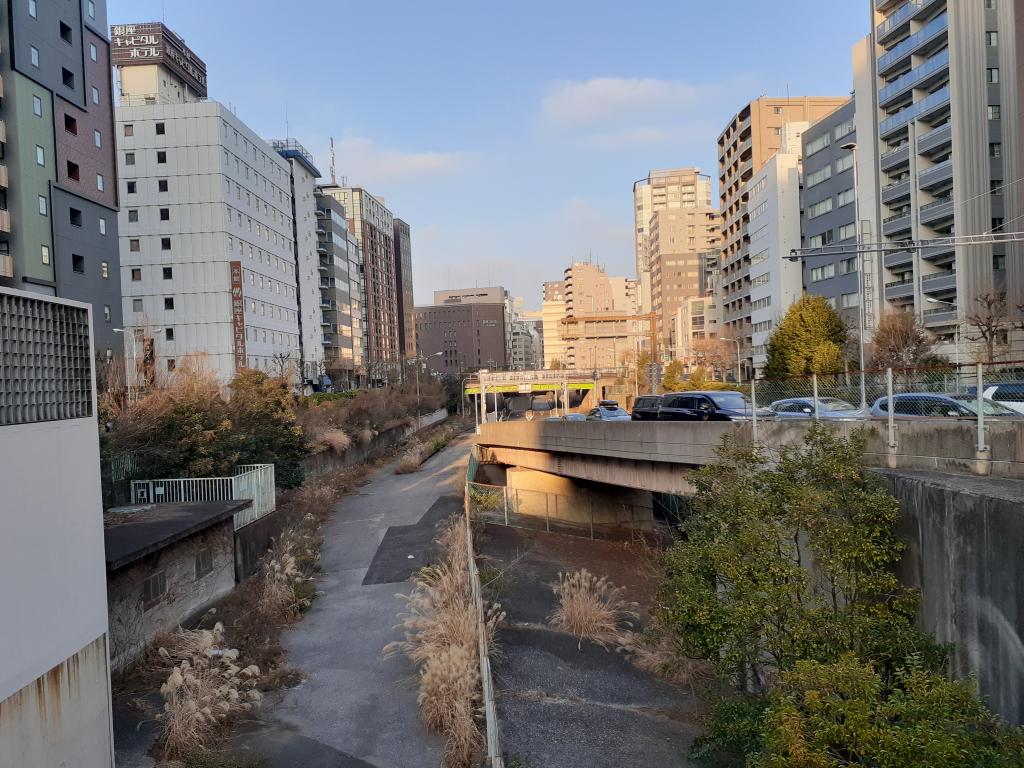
[108,0,868,309]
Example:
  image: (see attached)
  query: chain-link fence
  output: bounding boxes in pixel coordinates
[466,480,650,540]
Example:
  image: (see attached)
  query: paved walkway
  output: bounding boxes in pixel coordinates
[233,437,472,767]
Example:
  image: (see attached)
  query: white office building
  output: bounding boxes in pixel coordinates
[746,124,807,375]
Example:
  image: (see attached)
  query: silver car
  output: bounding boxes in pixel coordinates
[768,397,867,421]
[870,393,1022,420]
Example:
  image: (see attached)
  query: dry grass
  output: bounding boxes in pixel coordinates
[617,627,714,690]
[319,429,352,454]
[387,515,503,768]
[548,569,639,648]
[154,627,262,757]
[394,447,424,474]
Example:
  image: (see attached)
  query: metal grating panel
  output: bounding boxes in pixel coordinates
[0,293,93,425]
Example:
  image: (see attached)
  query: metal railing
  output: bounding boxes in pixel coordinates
[130,463,276,529]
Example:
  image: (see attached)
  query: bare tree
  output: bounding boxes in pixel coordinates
[691,337,732,380]
[869,311,941,371]
[965,292,1011,365]
[270,352,296,381]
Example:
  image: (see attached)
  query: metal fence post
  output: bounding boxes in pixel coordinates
[812,373,820,421]
[545,492,550,532]
[751,377,759,444]
[502,485,509,526]
[976,363,987,453]
[886,368,897,450]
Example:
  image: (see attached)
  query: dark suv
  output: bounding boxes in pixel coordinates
[631,395,663,421]
[657,391,755,421]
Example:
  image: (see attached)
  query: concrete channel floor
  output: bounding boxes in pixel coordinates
[229,437,476,768]
[477,524,705,768]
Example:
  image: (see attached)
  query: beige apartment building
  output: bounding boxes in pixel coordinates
[633,168,712,313]
[717,96,848,376]
[647,205,720,354]
[559,313,656,370]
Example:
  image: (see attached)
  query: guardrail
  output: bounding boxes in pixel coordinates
[130,463,276,529]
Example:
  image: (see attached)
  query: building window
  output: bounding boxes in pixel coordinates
[163,266,173,280]
[59,21,72,43]
[837,188,854,207]
[129,238,140,252]
[30,46,39,67]
[155,122,165,135]
[810,264,835,282]
[990,143,1002,158]
[840,292,860,309]
[41,245,50,265]
[167,359,176,372]
[94,129,102,148]
[32,95,42,117]
[839,223,856,241]
[28,0,36,18]
[805,133,830,156]
[72,254,84,274]
[986,31,998,46]
[142,571,167,610]
[164,297,174,310]
[96,174,105,191]
[158,179,168,192]
[839,257,858,274]
[132,298,143,312]
[195,548,214,579]
[99,217,107,235]
[807,199,833,218]
[165,328,174,341]
[91,86,99,105]
[128,209,138,222]
[131,268,142,281]
[160,208,170,221]
[69,208,82,227]
[987,68,1000,84]
[101,261,109,279]
[103,305,111,322]
[37,195,47,216]
[61,68,74,89]
[66,161,80,181]
[124,124,134,137]
[835,153,854,174]
[87,0,95,17]
[157,150,167,164]
[64,113,78,134]
[90,43,98,61]
[161,237,171,250]
[126,181,137,195]
[773,106,783,115]
[988,105,1001,120]
[35,145,45,166]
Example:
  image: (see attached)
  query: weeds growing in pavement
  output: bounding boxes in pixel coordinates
[548,569,639,648]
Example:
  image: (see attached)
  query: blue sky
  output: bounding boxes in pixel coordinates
[109,0,868,309]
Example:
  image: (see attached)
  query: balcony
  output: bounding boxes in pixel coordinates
[316,243,327,255]
[883,249,914,269]
[315,208,328,218]
[739,158,753,179]
[918,158,953,191]
[0,119,6,143]
[921,269,957,294]
[0,252,11,278]
[876,0,943,44]
[884,276,915,300]
[877,13,948,77]
[316,227,326,237]
[0,210,10,233]
[878,49,950,108]
[881,178,911,204]
[916,122,952,156]
[0,164,8,189]
[919,196,954,226]
[880,85,951,138]
[922,307,957,326]
[920,240,955,264]
[882,212,912,236]
[880,143,910,172]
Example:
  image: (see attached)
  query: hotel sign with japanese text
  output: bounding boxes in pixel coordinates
[229,261,247,372]
[111,22,208,97]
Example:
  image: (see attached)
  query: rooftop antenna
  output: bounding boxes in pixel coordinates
[330,138,337,185]
[284,103,289,139]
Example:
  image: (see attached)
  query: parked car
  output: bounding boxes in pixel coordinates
[631,395,663,421]
[869,393,1023,420]
[966,381,1024,415]
[657,391,759,422]
[554,412,587,422]
[585,400,632,422]
[767,397,867,421]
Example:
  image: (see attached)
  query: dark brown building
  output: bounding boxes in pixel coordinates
[414,302,508,374]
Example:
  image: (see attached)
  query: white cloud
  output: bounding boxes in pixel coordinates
[541,77,701,128]
[334,137,476,185]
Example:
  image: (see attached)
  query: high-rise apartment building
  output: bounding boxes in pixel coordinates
[563,262,638,317]
[870,1,1023,344]
[541,281,567,369]
[1,289,115,767]
[272,139,324,382]
[115,24,303,383]
[393,218,415,359]
[0,0,122,357]
[647,206,720,354]
[319,186,398,378]
[633,168,712,313]
[314,190,364,388]
[718,96,848,376]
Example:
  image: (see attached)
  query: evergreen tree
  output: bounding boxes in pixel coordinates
[764,295,847,378]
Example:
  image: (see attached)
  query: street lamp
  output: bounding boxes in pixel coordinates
[113,328,137,402]
[410,351,444,429]
[841,141,869,410]
[720,337,742,384]
[926,297,962,373]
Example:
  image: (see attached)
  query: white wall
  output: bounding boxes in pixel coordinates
[288,158,324,379]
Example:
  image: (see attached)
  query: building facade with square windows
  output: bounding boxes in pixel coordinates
[0,0,122,357]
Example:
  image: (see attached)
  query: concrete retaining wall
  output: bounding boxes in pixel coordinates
[875,469,1024,724]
